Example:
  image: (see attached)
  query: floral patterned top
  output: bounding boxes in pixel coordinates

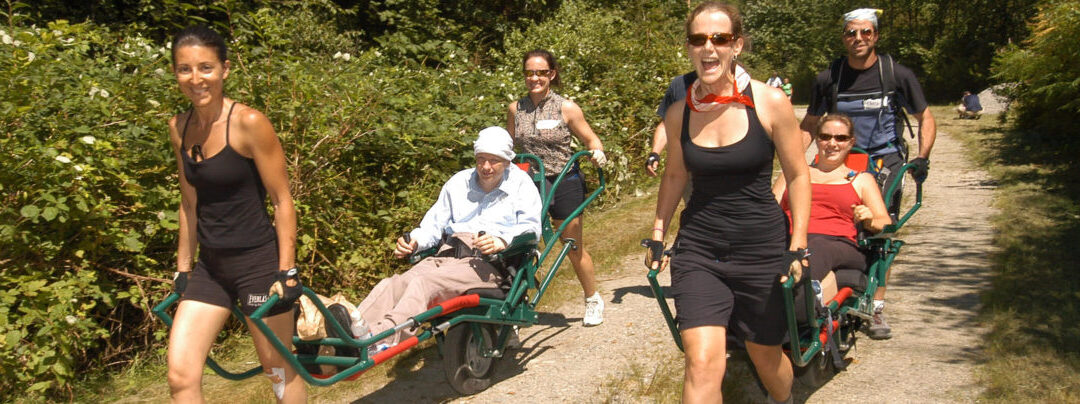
[514,91,574,173]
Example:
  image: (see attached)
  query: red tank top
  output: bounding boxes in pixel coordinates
[782,182,861,242]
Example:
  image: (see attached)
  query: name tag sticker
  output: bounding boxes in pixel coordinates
[535,119,560,130]
[862,98,883,109]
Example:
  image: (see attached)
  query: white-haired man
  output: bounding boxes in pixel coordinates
[352,127,541,347]
[800,8,937,340]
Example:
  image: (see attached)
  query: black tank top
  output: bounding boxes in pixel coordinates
[677,85,787,252]
[181,103,276,248]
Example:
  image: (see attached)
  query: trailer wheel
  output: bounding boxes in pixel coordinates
[443,322,499,395]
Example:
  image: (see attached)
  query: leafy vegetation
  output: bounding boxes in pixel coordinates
[0,0,687,399]
[1,0,1073,400]
[741,0,1040,102]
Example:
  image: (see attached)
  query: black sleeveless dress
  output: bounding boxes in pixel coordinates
[178,103,287,316]
[668,85,789,345]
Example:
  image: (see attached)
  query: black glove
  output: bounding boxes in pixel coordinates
[269,267,303,308]
[782,248,811,283]
[173,271,189,294]
[641,239,665,270]
[645,152,660,171]
[908,157,929,183]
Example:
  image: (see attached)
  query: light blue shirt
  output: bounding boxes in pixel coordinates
[409,164,542,251]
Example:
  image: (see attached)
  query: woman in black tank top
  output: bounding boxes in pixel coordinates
[645,3,811,403]
[165,26,305,402]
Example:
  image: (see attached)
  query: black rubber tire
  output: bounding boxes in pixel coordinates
[794,349,836,388]
[443,322,499,395]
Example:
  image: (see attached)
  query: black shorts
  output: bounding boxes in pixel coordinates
[807,234,866,281]
[544,170,587,221]
[180,239,292,316]
[669,238,788,345]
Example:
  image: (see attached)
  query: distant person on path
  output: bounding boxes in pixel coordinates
[766,71,783,88]
[507,49,607,326]
[799,8,937,340]
[358,127,542,347]
[646,2,810,402]
[781,77,792,99]
[956,91,983,119]
[165,25,305,403]
[772,114,891,302]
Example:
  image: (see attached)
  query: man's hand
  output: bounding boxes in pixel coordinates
[394,236,418,259]
[475,233,506,255]
[909,157,929,183]
[645,152,660,177]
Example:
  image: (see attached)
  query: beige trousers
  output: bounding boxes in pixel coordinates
[356,233,501,344]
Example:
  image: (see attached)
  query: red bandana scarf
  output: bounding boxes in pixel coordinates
[687,77,755,112]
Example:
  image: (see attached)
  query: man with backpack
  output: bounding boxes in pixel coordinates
[800,8,937,341]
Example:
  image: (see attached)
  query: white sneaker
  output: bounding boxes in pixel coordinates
[583,292,604,326]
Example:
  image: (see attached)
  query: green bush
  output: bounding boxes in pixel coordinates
[0,0,689,398]
[993,0,1080,160]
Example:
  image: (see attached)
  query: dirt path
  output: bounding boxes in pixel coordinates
[330,255,681,403]
[799,122,994,402]
[321,116,994,403]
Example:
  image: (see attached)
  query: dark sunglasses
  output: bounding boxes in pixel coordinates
[523,69,553,78]
[843,28,875,38]
[817,133,853,142]
[686,32,736,47]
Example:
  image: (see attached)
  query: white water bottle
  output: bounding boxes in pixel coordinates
[349,309,369,338]
[811,280,824,306]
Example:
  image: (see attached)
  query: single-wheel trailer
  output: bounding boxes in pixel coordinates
[153,151,604,395]
[645,147,925,388]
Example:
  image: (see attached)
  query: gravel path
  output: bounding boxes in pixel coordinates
[329,112,994,403]
[799,120,994,403]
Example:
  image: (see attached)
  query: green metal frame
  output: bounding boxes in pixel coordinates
[152,151,605,386]
[645,153,925,369]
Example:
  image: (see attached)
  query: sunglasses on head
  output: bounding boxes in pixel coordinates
[523,69,553,78]
[817,133,853,142]
[843,28,875,38]
[687,32,736,47]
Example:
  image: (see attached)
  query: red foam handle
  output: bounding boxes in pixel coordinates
[515,162,531,171]
[826,287,854,307]
[818,320,840,344]
[432,294,481,315]
[373,336,419,365]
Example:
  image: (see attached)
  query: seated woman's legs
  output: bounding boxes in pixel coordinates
[807,234,865,303]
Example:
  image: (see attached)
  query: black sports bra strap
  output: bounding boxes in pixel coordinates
[680,102,691,143]
[224,102,237,146]
[180,109,194,147]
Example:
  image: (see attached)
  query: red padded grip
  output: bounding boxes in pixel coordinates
[433,294,481,315]
[515,162,531,171]
[373,336,419,365]
[826,287,854,307]
[818,320,840,344]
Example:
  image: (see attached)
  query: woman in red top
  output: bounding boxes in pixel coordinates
[773,114,890,301]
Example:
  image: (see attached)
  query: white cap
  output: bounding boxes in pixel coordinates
[844,8,882,29]
[473,126,515,162]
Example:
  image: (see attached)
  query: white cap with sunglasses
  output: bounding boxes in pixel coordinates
[843,8,882,29]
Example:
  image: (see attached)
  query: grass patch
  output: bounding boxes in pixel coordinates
[600,349,765,403]
[535,180,664,311]
[940,107,1080,402]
